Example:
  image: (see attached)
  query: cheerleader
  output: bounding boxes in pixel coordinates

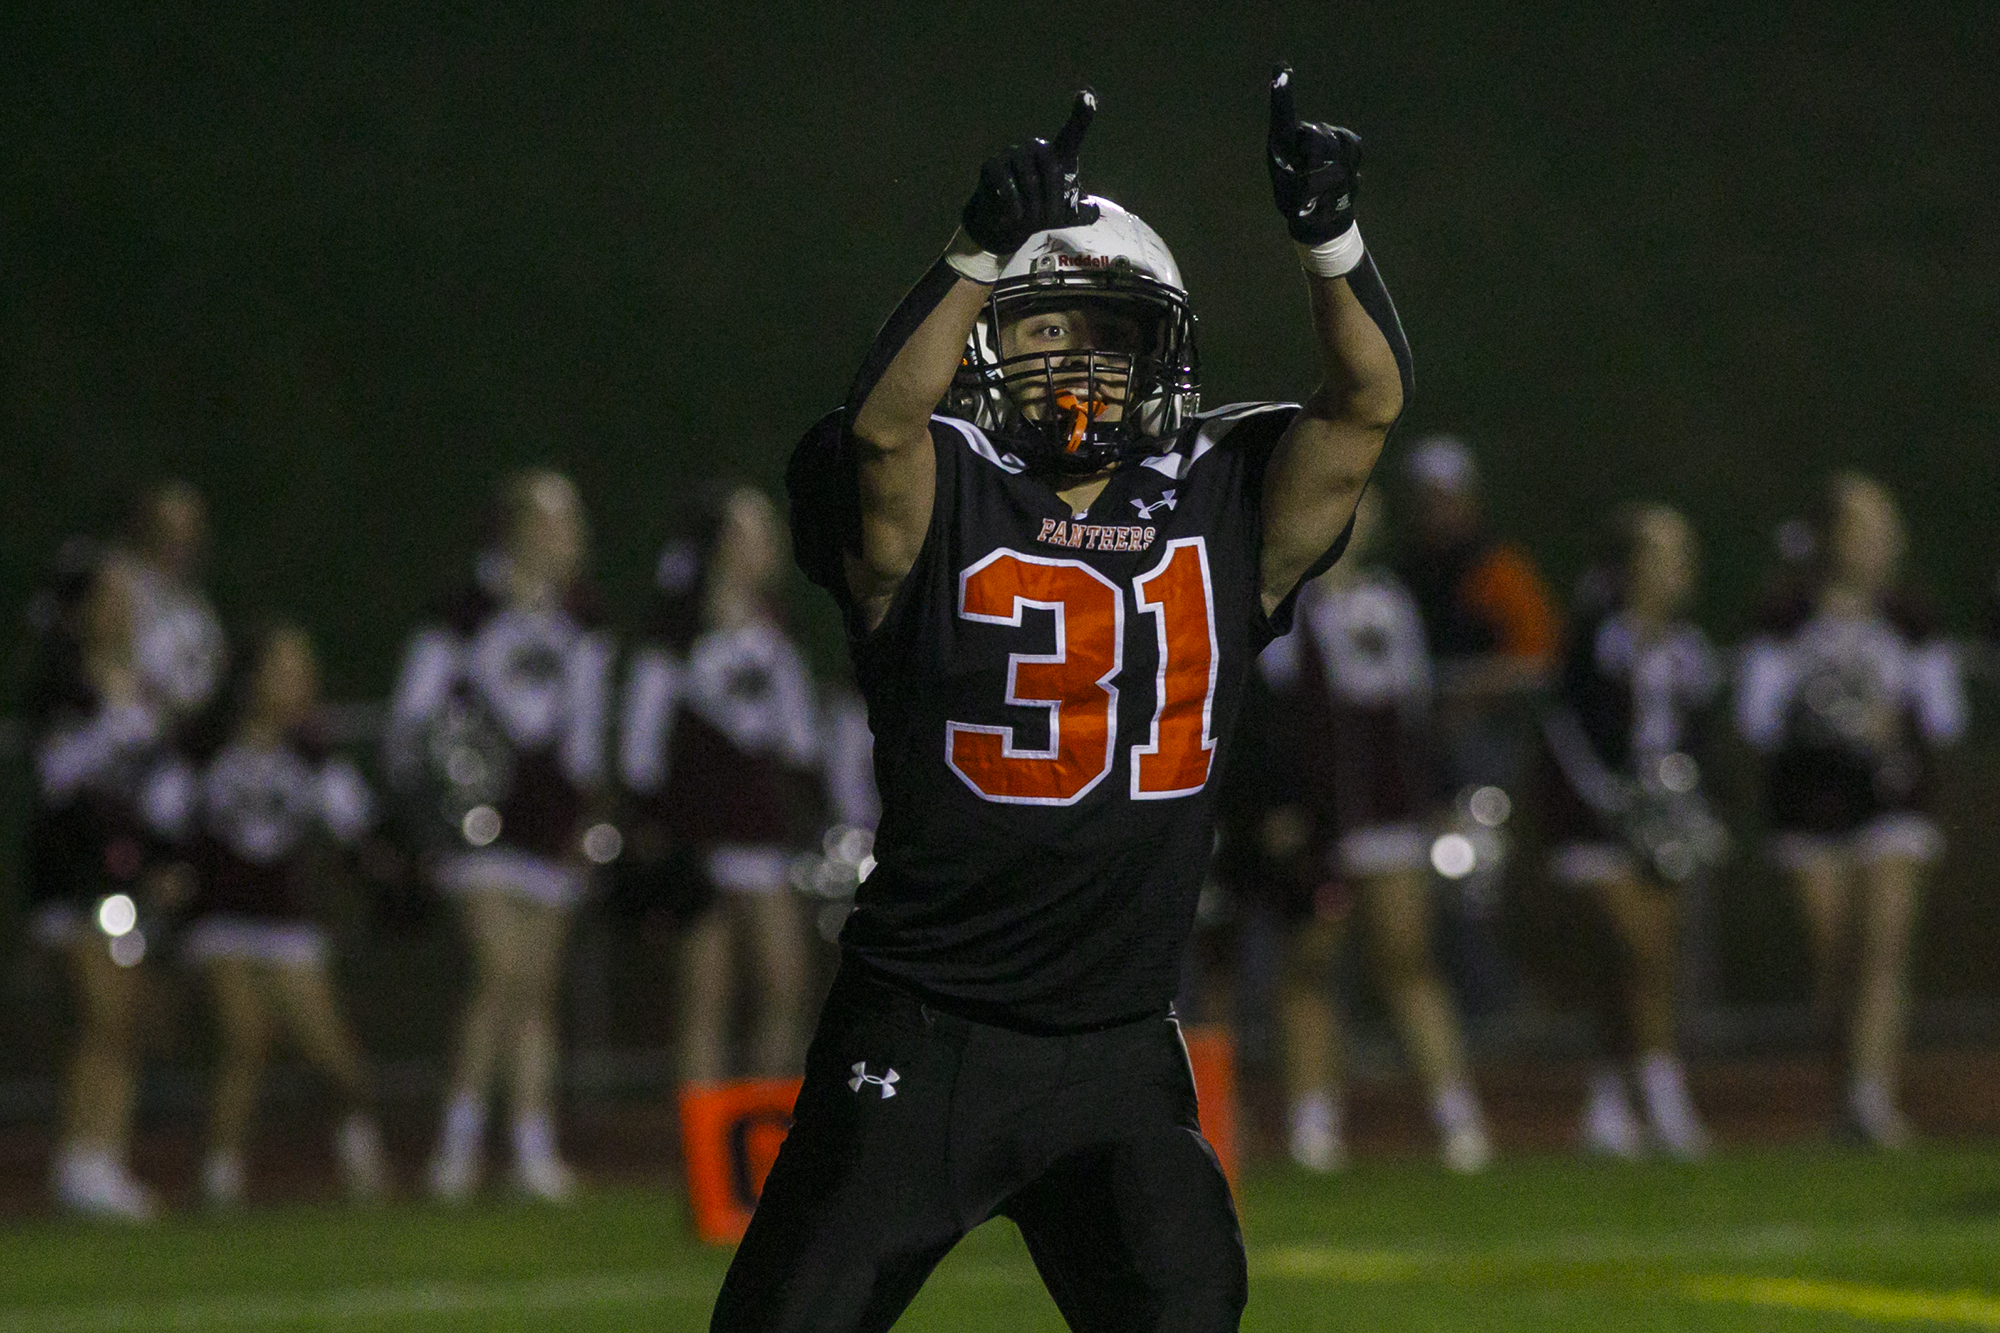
[1224,490,1490,1173]
[1738,473,1966,1147]
[620,485,820,1083]
[1539,505,1720,1160]
[24,545,171,1219]
[385,470,612,1200]
[154,625,389,1206]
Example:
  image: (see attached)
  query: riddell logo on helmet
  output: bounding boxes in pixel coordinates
[1056,253,1114,269]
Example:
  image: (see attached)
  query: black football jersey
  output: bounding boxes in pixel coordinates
[794,402,1324,1030]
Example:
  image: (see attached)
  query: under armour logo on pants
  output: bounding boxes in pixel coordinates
[848,1062,900,1098]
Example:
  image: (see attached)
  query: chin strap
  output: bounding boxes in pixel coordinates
[1054,391,1109,454]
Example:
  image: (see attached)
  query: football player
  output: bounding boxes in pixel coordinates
[722,70,1411,1331]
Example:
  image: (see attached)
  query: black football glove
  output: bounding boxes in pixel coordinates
[1266,65,1361,245]
[961,90,1100,255]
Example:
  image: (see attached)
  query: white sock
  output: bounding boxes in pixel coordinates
[512,1111,558,1166]
[56,1142,112,1181]
[1287,1089,1345,1170]
[1431,1080,1482,1136]
[440,1092,485,1161]
[339,1113,383,1164]
[1850,1075,1895,1123]
[1639,1051,1690,1107]
[202,1148,246,1202]
[1586,1067,1627,1111]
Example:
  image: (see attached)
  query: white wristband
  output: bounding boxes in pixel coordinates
[944,228,1006,285]
[1295,223,1366,278]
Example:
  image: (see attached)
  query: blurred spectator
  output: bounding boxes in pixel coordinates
[1537,505,1723,1160]
[620,486,820,1084]
[1221,491,1490,1173]
[1736,473,1967,1148]
[790,675,880,947]
[149,625,389,1206]
[1393,436,1559,1010]
[384,469,612,1201]
[22,543,173,1219]
[122,479,227,730]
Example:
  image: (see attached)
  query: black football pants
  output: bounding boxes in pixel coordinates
[709,963,1247,1332]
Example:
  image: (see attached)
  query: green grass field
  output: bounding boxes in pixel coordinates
[4,1143,1999,1331]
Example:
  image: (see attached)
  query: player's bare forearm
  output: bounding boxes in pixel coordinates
[840,93,1101,626]
[851,265,990,455]
[1259,268,1405,611]
[842,263,989,623]
[1259,66,1413,612]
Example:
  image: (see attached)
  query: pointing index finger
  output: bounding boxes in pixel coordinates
[1052,88,1096,164]
[1268,64,1297,148]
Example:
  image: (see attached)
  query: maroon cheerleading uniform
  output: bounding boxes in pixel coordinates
[385,567,613,907]
[620,615,822,892]
[153,729,374,966]
[1221,567,1437,920]
[25,676,170,947]
[1538,608,1722,886]
[1735,582,1966,866]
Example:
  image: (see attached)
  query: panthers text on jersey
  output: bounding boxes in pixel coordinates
[793,401,1338,1030]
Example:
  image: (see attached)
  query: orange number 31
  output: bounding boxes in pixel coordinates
[945,539,1219,806]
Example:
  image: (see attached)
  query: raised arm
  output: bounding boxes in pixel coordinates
[841,93,1100,627]
[1258,67,1413,614]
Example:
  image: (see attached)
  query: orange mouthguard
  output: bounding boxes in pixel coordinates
[1055,391,1108,454]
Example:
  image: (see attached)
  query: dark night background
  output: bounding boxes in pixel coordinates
[2,2,1997,1044]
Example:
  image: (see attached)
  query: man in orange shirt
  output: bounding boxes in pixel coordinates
[1394,436,1559,1011]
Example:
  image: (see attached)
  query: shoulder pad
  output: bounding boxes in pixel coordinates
[1142,402,1299,481]
[930,415,1026,474]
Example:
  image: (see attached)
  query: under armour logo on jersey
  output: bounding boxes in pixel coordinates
[848,1062,900,1098]
[1132,490,1178,520]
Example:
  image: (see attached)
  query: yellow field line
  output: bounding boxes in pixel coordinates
[1681,1276,2000,1329]
[1252,1244,2000,1327]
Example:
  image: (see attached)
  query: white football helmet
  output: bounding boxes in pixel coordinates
[946,196,1199,475]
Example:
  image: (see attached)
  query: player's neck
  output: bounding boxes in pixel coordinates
[1051,468,1117,518]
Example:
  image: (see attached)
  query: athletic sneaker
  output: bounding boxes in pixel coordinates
[201,1149,246,1208]
[1432,1083,1493,1173]
[1287,1093,1347,1173]
[1441,1123,1494,1174]
[54,1148,159,1222]
[1844,1080,1914,1151]
[1580,1070,1646,1160]
[337,1114,390,1201]
[425,1147,482,1202]
[512,1153,578,1203]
